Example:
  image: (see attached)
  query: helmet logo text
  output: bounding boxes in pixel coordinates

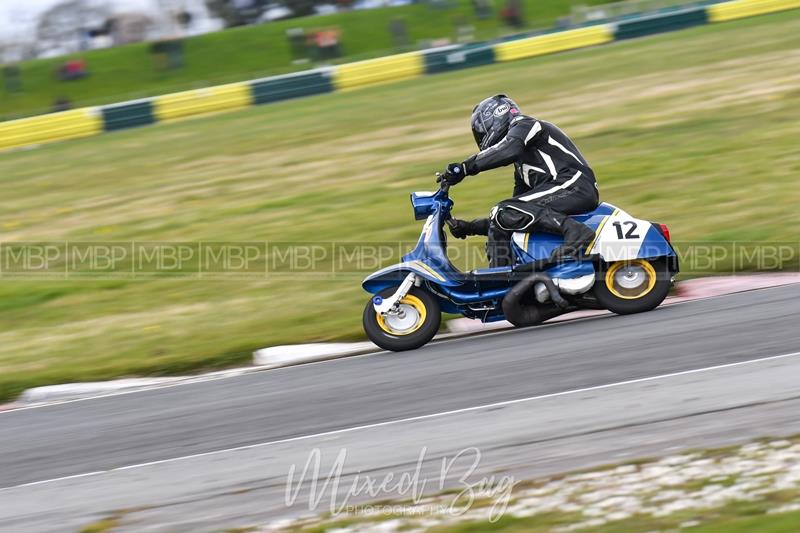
[494,104,510,117]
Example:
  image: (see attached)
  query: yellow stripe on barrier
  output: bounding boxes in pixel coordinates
[494,25,613,63]
[0,108,102,151]
[333,52,425,91]
[153,82,252,122]
[708,0,800,22]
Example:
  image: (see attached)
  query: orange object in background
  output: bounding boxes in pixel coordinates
[309,28,342,60]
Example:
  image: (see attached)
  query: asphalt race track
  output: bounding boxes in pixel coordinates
[1,284,800,532]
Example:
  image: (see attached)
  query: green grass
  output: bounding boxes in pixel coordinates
[0,0,608,120]
[0,11,799,401]
[79,517,120,533]
[427,491,800,533]
[428,507,800,533]
[278,437,800,532]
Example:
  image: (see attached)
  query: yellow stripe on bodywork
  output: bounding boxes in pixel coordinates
[0,108,102,151]
[412,260,446,282]
[708,0,800,22]
[332,52,424,91]
[494,25,613,63]
[587,209,619,253]
[153,82,252,123]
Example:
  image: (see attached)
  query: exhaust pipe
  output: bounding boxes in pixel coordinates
[502,273,569,327]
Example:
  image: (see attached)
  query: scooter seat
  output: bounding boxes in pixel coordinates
[510,202,619,263]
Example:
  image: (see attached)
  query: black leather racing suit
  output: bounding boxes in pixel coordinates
[462,114,600,266]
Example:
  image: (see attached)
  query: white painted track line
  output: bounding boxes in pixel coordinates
[2,349,799,493]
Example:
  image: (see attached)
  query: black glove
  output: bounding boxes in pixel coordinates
[448,218,490,239]
[448,218,473,239]
[437,162,466,186]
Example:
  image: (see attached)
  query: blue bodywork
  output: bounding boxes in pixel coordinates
[362,187,677,321]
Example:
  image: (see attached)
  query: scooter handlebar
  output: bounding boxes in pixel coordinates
[434,172,451,194]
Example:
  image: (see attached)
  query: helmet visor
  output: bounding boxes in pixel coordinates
[479,128,504,150]
[471,112,491,149]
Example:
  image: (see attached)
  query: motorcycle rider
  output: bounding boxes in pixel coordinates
[440,94,599,267]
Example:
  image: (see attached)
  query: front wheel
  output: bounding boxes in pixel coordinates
[593,258,672,315]
[363,286,441,351]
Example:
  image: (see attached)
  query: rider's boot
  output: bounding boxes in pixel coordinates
[535,211,596,261]
[487,224,514,268]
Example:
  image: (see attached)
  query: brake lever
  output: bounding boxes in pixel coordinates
[435,172,450,194]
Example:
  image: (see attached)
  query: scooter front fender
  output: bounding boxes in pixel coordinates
[361,260,458,294]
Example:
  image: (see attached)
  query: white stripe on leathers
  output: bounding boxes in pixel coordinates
[524,121,542,143]
[538,150,557,178]
[518,171,582,202]
[548,136,583,164]
[520,163,547,186]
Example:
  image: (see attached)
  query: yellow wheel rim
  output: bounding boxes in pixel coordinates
[376,294,427,336]
[605,260,657,300]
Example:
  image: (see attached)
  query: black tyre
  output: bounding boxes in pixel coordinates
[593,258,672,315]
[363,286,441,351]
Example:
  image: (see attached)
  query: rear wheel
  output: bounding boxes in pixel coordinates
[363,286,441,351]
[593,259,671,315]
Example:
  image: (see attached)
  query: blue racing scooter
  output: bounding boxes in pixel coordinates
[361,178,678,351]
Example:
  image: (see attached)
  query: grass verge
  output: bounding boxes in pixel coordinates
[267,437,800,532]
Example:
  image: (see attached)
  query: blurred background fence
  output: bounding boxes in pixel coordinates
[2,0,794,123]
[1,0,798,152]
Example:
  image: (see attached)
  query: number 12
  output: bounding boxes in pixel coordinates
[613,221,640,239]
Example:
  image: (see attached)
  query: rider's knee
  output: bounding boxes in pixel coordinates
[492,205,535,231]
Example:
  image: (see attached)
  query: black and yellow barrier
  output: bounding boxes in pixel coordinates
[101,100,155,131]
[614,8,708,40]
[332,52,426,91]
[0,108,102,151]
[494,25,614,62]
[251,70,334,105]
[0,0,798,152]
[423,44,496,74]
[707,0,800,21]
[153,82,252,123]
